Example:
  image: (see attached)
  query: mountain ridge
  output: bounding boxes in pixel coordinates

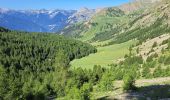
[0,8,96,32]
[61,0,170,44]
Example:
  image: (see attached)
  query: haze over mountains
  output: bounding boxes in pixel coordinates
[0,8,96,32]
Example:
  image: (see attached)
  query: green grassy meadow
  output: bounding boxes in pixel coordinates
[70,40,136,69]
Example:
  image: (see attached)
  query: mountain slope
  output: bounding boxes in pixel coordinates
[62,0,170,45]
[113,0,170,44]
[119,0,161,13]
[61,7,130,42]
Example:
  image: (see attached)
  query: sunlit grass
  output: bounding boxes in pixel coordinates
[71,40,136,69]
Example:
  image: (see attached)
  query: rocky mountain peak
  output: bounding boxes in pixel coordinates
[0,8,95,32]
[0,8,11,13]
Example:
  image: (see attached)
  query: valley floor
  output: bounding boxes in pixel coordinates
[95,77,170,100]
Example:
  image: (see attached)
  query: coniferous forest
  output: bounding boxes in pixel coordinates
[0,27,97,99]
[1,0,170,100]
[1,26,170,100]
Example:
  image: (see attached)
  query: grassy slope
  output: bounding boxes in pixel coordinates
[62,7,130,42]
[71,40,136,69]
[80,16,129,42]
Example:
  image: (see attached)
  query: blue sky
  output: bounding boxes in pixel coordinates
[0,0,130,10]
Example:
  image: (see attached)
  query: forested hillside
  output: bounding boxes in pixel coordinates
[1,0,170,100]
[61,0,170,45]
[0,27,97,99]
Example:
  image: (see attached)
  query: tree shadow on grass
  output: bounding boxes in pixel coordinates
[97,85,170,100]
[136,84,170,99]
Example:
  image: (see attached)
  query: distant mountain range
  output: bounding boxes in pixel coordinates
[0,8,96,32]
[0,0,161,33]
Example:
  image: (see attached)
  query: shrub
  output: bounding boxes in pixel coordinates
[123,56,143,65]
[123,74,136,91]
[158,56,165,63]
[66,86,81,100]
[142,66,152,78]
[152,42,158,48]
[161,39,169,45]
[164,56,170,65]
[153,66,162,78]
[136,47,139,54]
[80,83,92,100]
[98,72,114,91]
[66,83,92,100]
[124,54,129,58]
[146,53,157,62]
[143,61,156,68]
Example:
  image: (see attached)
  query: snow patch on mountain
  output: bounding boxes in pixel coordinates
[48,24,57,30]
[0,8,96,32]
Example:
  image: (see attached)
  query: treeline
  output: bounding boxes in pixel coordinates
[0,28,97,99]
[91,26,121,42]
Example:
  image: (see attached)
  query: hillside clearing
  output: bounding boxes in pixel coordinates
[70,40,136,69]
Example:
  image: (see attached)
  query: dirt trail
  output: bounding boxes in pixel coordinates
[97,77,170,100]
[115,77,170,87]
